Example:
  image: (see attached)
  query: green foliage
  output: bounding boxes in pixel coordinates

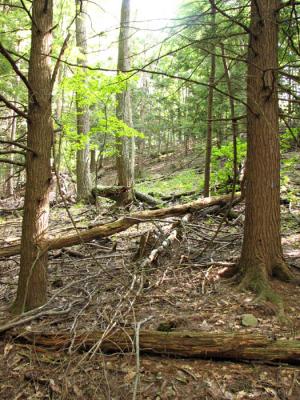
[280,129,299,151]
[60,70,144,163]
[210,139,247,193]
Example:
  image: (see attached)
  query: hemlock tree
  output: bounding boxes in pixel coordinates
[238,0,296,300]
[12,0,53,313]
[116,0,134,204]
[75,0,92,201]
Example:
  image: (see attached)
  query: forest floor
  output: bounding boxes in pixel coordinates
[0,149,300,399]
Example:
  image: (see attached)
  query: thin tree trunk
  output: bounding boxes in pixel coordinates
[11,0,53,314]
[203,0,216,197]
[5,111,16,197]
[238,0,294,297]
[90,149,96,173]
[75,0,91,201]
[221,43,238,194]
[116,0,134,204]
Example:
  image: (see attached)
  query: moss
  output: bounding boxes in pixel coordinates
[272,260,296,282]
[238,262,284,312]
[136,169,201,198]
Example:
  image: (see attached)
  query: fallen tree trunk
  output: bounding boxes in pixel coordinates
[134,190,161,207]
[17,329,300,364]
[92,186,160,207]
[0,193,240,258]
[162,190,198,201]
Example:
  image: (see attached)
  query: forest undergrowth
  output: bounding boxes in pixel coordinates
[0,149,300,399]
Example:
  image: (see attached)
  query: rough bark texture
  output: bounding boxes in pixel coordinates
[239,0,293,295]
[0,193,240,257]
[18,330,300,364]
[75,0,92,201]
[203,0,216,197]
[11,0,53,313]
[116,0,134,204]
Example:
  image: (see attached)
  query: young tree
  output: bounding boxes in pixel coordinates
[238,0,295,299]
[12,0,53,313]
[203,0,216,197]
[75,0,92,201]
[116,0,134,204]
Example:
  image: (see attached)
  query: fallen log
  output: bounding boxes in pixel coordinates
[92,186,160,207]
[0,193,240,258]
[162,190,198,201]
[16,329,300,364]
[134,190,161,207]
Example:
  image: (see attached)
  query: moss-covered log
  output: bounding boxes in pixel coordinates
[17,329,300,364]
[0,192,240,258]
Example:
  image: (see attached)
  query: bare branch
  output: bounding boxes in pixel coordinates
[0,42,36,100]
[0,158,25,167]
[51,32,71,88]
[0,94,28,119]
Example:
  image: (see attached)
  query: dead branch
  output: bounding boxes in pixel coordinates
[0,193,240,258]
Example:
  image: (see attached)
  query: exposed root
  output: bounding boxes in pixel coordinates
[272,260,298,283]
[237,262,284,314]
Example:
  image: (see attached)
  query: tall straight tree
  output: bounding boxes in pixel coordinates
[12,0,53,313]
[116,0,134,204]
[75,0,92,201]
[203,0,216,197]
[238,0,295,298]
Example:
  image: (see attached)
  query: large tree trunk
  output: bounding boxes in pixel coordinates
[18,329,300,364]
[75,0,92,202]
[203,0,216,197]
[238,0,294,297]
[11,0,53,314]
[116,0,134,205]
[0,193,240,257]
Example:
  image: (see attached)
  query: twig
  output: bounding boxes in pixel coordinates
[132,316,153,400]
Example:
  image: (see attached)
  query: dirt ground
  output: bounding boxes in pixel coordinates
[0,151,300,399]
[0,198,300,399]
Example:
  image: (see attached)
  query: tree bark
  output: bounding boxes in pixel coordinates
[203,0,216,197]
[0,193,240,257]
[75,0,92,202]
[11,0,53,313]
[116,0,134,205]
[4,111,17,197]
[18,329,300,364]
[238,0,294,297]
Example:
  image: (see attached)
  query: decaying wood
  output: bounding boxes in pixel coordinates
[0,193,240,258]
[92,186,160,207]
[134,190,160,207]
[92,186,130,203]
[162,190,198,201]
[16,329,300,364]
[141,214,191,267]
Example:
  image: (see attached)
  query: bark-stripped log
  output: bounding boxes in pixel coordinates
[0,193,240,258]
[17,329,300,364]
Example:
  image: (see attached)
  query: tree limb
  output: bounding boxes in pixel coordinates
[0,94,28,119]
